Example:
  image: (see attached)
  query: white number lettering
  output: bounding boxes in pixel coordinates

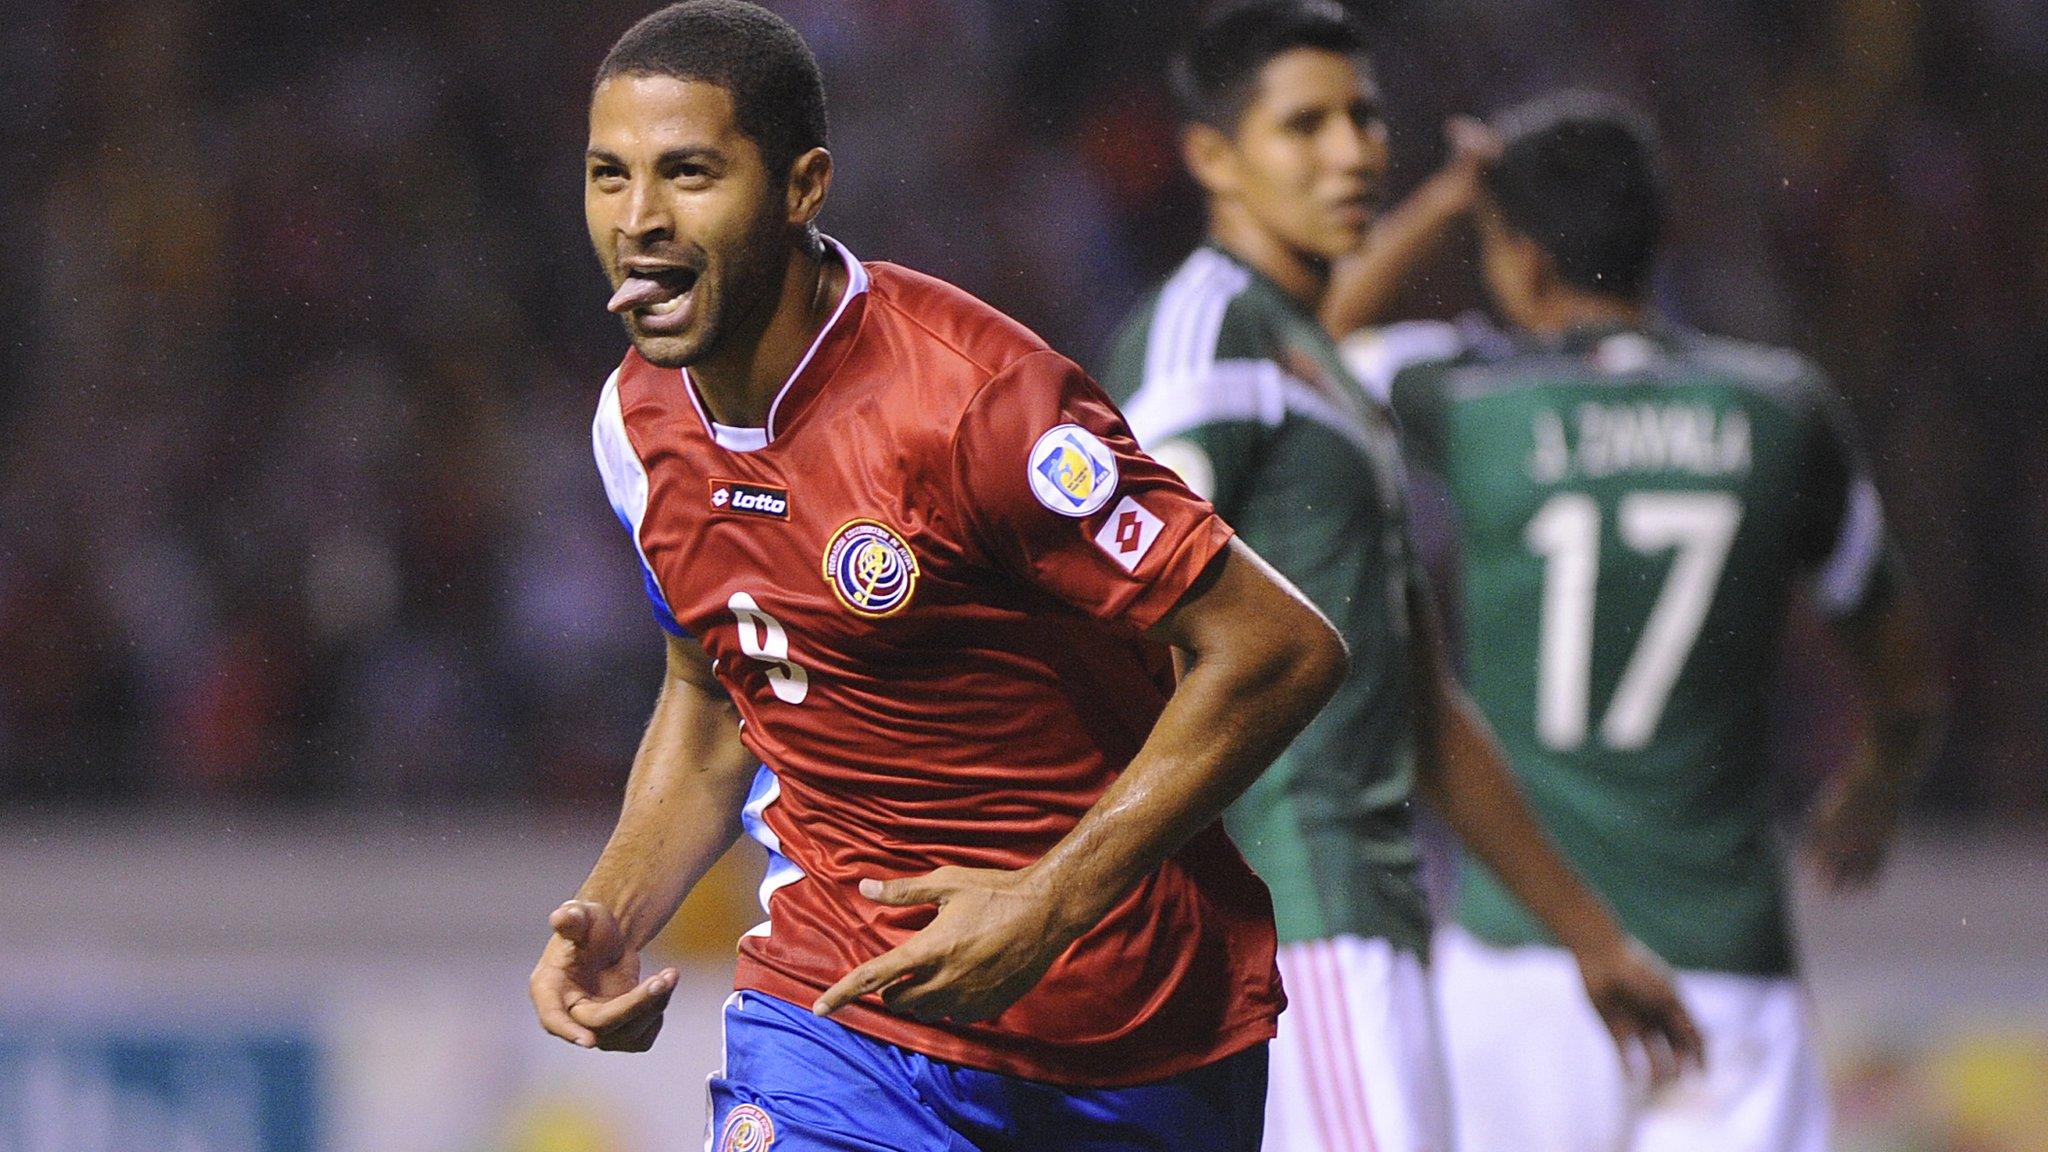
[728,592,809,704]
[1526,493,1601,749]
[1526,491,1741,750]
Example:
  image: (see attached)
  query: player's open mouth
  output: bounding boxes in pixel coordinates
[609,265,702,334]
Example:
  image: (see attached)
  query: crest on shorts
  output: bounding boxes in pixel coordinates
[718,1103,776,1151]
[823,518,920,617]
[1028,424,1118,518]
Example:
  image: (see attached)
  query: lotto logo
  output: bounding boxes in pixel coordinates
[710,479,790,519]
[1093,496,1164,572]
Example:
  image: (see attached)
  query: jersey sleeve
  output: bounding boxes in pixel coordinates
[1794,380,1897,620]
[1115,352,1288,522]
[1344,321,1465,473]
[950,350,1235,631]
[592,369,688,638]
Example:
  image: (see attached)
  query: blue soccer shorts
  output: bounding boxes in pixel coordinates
[706,990,1269,1152]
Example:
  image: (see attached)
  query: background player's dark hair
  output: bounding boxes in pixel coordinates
[595,0,829,178]
[1169,0,1371,132]
[1484,91,1666,301]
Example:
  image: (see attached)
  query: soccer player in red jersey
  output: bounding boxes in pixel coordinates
[526,3,1349,1148]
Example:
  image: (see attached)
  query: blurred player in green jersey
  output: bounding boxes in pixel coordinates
[1099,7,1703,1149]
[1338,92,1947,1152]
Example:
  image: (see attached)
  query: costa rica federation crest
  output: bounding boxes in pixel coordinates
[1028,424,1118,517]
[823,519,920,617]
[717,1103,775,1151]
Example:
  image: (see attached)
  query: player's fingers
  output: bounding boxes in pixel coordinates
[878,969,962,1023]
[1599,1007,1639,1063]
[1610,1018,1671,1088]
[531,975,599,1049]
[1445,114,1503,163]
[1661,996,1707,1070]
[549,901,594,957]
[859,870,955,908]
[568,967,678,1032]
[814,945,931,1017]
[604,1012,665,1053]
[1647,1025,1682,1086]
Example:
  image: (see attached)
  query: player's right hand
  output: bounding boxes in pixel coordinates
[1444,114,1503,173]
[1802,765,1907,893]
[1573,935,1707,1088]
[529,898,678,1052]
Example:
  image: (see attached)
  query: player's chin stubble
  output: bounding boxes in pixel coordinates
[625,207,791,370]
[625,309,714,369]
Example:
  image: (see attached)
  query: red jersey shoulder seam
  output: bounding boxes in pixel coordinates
[941,348,1076,565]
[865,267,1046,380]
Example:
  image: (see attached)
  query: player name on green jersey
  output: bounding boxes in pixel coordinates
[1350,319,1894,976]
[1526,401,1752,483]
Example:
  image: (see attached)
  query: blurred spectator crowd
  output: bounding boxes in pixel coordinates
[1,0,2043,813]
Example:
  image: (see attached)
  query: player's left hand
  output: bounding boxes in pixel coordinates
[812,866,1075,1024]
[1803,767,1906,893]
[1573,936,1706,1087]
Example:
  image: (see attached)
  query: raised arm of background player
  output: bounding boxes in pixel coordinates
[1320,116,1499,339]
[1803,579,1946,891]
[1406,573,1708,1081]
[530,539,1349,1048]
[814,539,1346,1023]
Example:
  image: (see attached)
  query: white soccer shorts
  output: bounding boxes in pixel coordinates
[1264,934,1454,1152]
[1434,926,1829,1152]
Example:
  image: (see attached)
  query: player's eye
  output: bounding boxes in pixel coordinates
[1284,111,1322,137]
[589,163,626,186]
[670,161,715,185]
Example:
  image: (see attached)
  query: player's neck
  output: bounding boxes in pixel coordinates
[1205,209,1330,312]
[691,242,847,429]
[1520,288,1647,339]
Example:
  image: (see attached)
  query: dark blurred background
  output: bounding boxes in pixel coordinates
[2,3,2044,1149]
[2,0,2043,816]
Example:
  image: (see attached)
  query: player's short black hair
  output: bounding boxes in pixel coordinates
[595,0,829,177]
[1484,91,1666,301]
[1170,0,1371,132]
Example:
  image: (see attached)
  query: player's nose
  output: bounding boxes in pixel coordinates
[616,177,674,244]
[1328,118,1387,176]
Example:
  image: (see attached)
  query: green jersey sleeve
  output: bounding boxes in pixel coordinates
[1342,320,1468,473]
[1097,271,1289,522]
[1793,375,1897,620]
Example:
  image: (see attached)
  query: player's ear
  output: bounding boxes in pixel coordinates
[1181,122,1239,198]
[786,146,833,229]
[1517,230,1560,298]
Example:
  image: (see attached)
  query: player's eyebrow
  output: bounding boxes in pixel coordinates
[584,146,727,168]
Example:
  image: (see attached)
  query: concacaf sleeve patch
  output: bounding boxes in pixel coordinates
[1028,424,1119,518]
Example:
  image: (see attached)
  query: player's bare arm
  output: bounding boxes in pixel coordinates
[1405,573,1707,1081]
[1321,116,1499,338]
[530,632,757,1051]
[814,539,1347,1023]
[1805,581,1947,891]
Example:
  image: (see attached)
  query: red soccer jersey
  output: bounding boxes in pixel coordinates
[592,239,1281,1086]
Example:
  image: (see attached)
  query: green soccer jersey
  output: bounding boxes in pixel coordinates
[1350,318,1894,975]
[1099,244,1428,952]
